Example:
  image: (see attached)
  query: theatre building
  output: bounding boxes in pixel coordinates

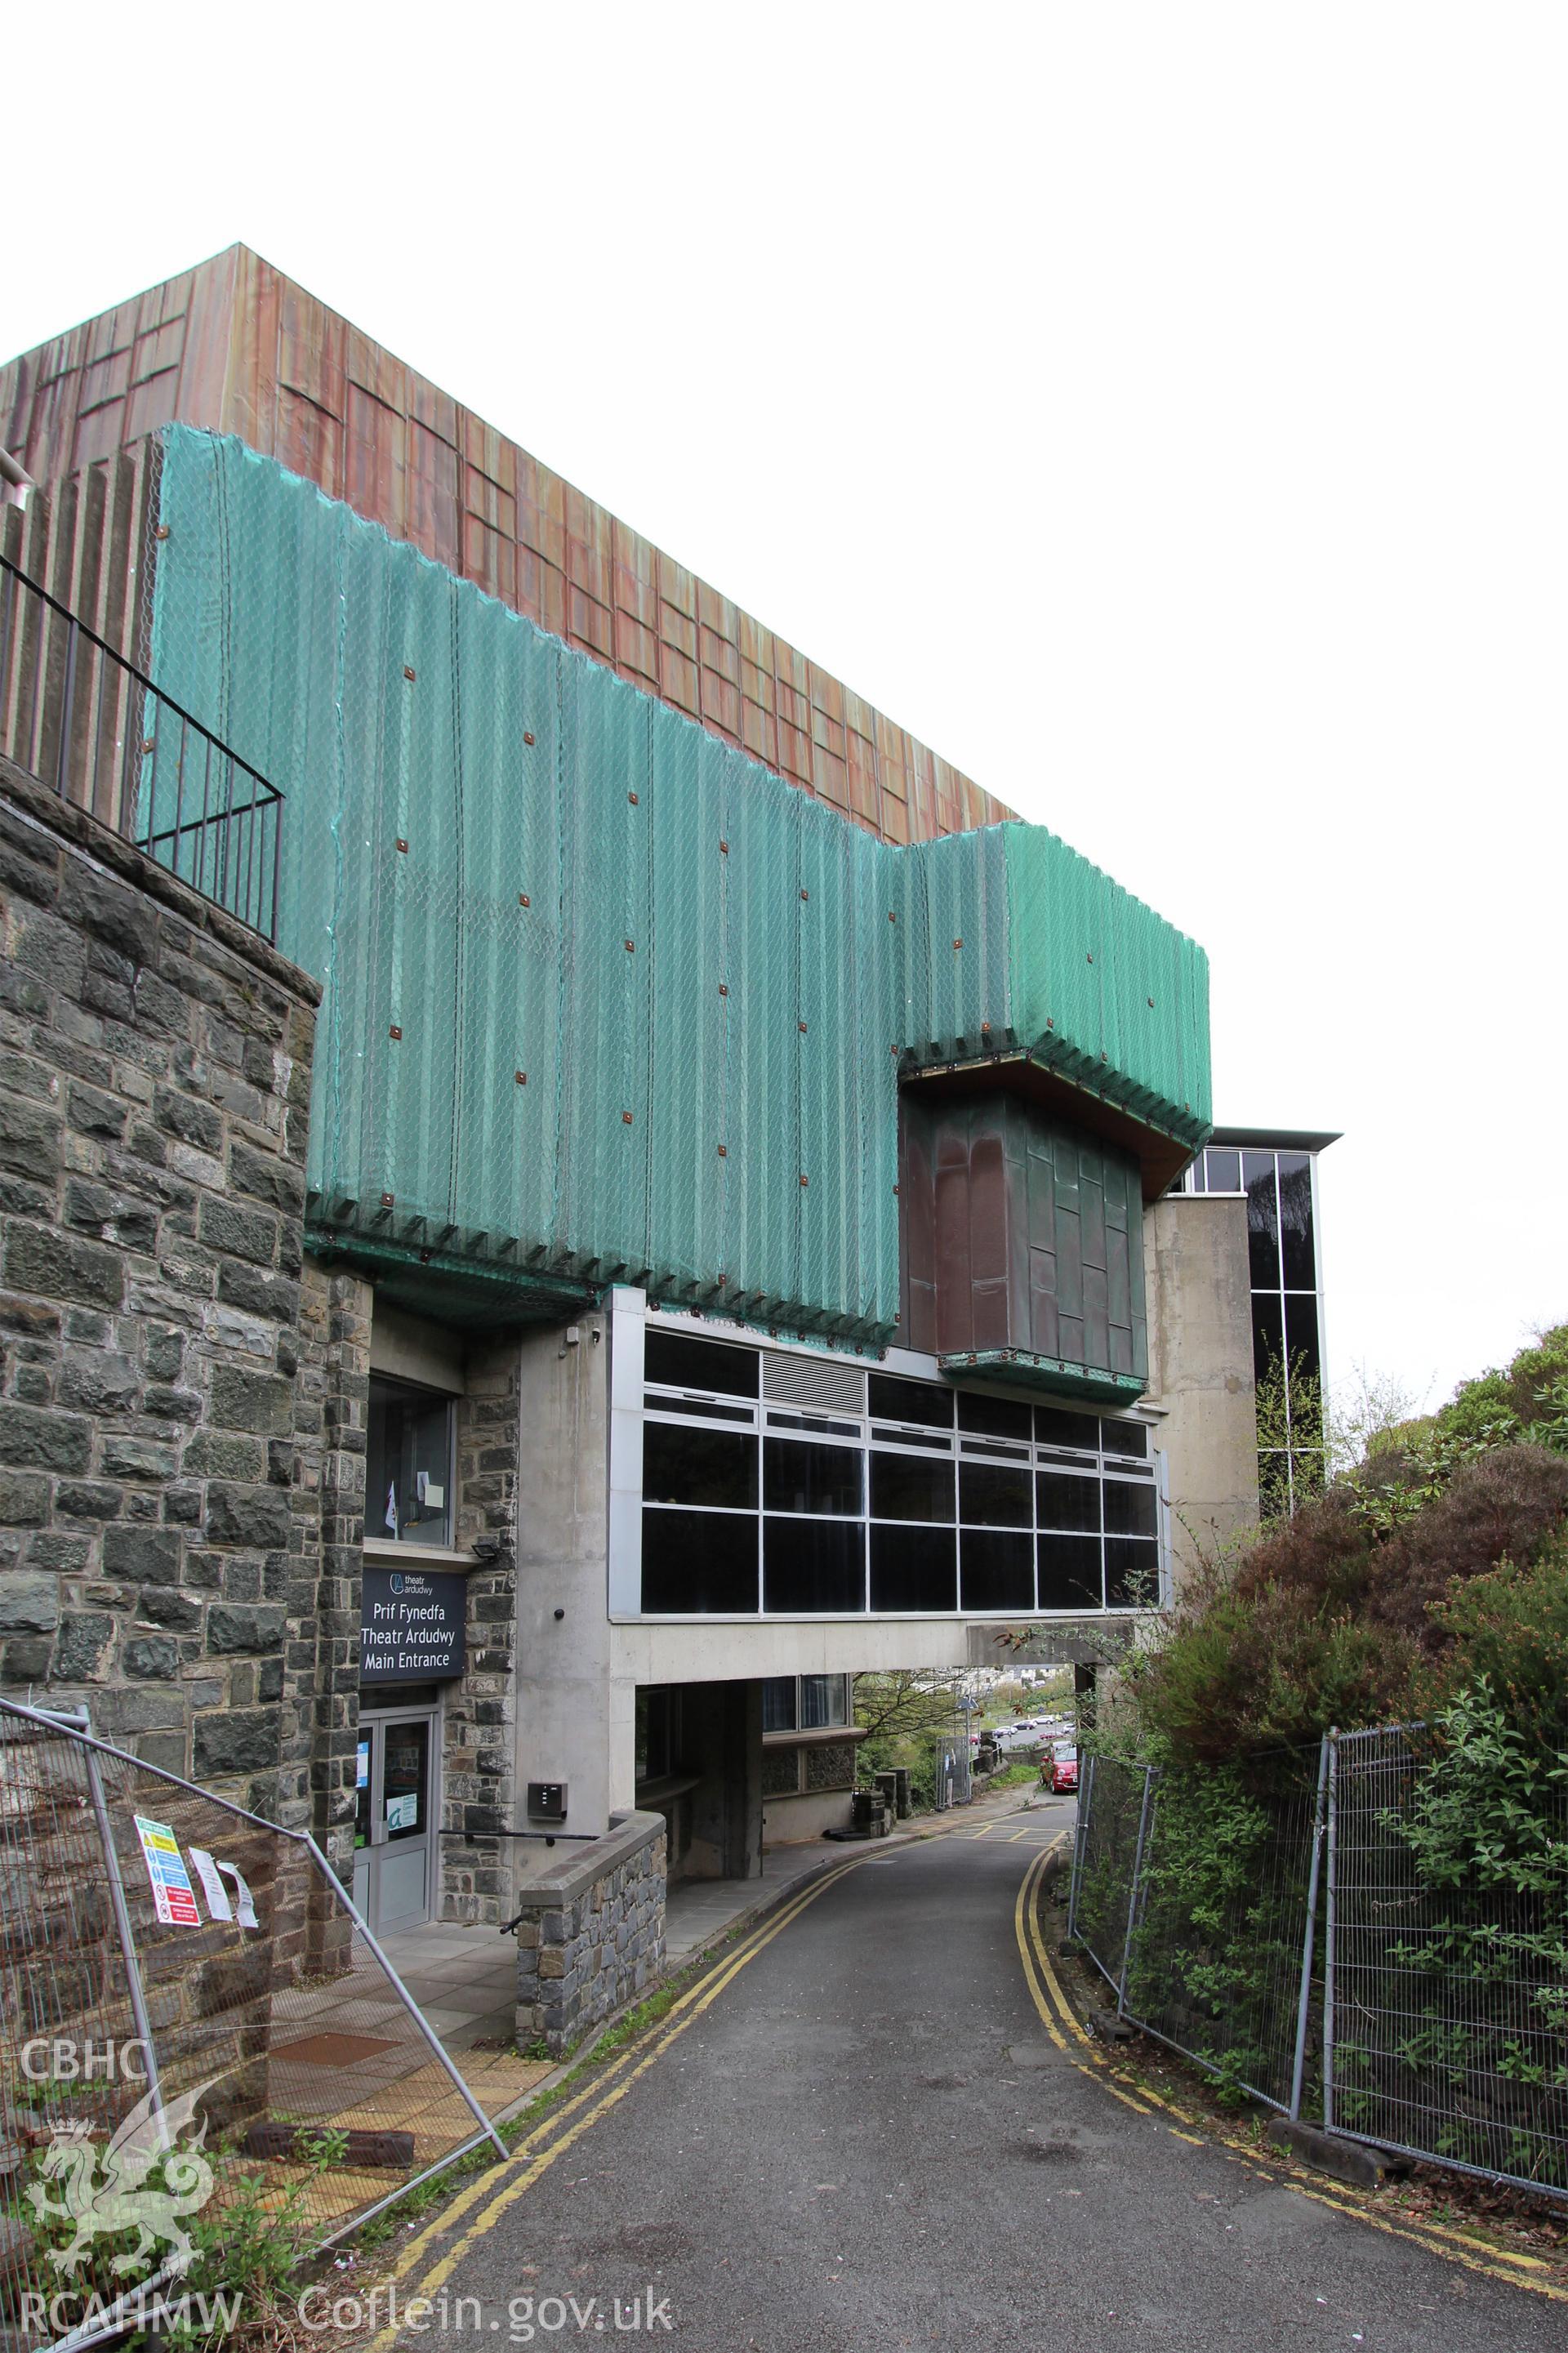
[0,251,1327,2043]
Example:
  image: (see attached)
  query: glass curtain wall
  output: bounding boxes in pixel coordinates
[635,1326,1162,1618]
[1178,1146,1325,1512]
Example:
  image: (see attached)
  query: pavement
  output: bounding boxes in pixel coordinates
[347,1793,1562,2352]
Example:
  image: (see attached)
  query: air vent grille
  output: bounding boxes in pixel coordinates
[762,1353,866,1414]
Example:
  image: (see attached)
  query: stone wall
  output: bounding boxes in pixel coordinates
[0,752,321,1815]
[512,1810,666,2058]
[288,1262,372,1872]
[439,1334,521,1923]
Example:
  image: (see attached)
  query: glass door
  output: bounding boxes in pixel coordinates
[352,1710,437,1933]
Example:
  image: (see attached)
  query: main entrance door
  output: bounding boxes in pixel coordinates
[353,1709,437,1934]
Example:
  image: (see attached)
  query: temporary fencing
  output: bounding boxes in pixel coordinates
[1328,1725,1568,2193]
[929,1734,973,1811]
[1070,1726,1568,2199]
[0,1698,508,2353]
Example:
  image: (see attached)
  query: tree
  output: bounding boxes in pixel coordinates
[1325,1359,1432,1477]
[852,1669,964,1743]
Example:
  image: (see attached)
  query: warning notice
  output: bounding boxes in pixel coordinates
[134,1816,202,1927]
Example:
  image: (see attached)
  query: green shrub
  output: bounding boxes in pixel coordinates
[1424,1537,1568,1750]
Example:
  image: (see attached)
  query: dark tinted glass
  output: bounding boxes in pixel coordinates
[642,1421,757,1509]
[766,1411,859,1437]
[366,1377,454,1547]
[960,1530,1035,1613]
[1185,1158,1205,1193]
[870,1524,957,1611]
[641,1508,758,1611]
[1205,1148,1241,1192]
[764,1437,862,1517]
[1101,1419,1147,1459]
[1036,1472,1102,1534]
[867,1374,953,1428]
[1034,1406,1101,1452]
[1250,1294,1284,1387]
[1284,1292,1323,1403]
[1037,1532,1103,1610]
[1277,1154,1316,1290]
[764,1517,866,1612]
[871,1425,950,1451]
[956,1392,1033,1442]
[644,1330,760,1397]
[762,1674,796,1731]
[1104,1537,1160,1607]
[653,1395,754,1423]
[959,1462,1033,1527]
[870,1450,956,1523]
[801,1674,849,1727]
[1103,1479,1158,1539]
[1245,1155,1280,1288]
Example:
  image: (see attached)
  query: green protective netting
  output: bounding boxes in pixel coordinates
[146,428,1210,1346]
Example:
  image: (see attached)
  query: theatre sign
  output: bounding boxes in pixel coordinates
[359,1569,466,1681]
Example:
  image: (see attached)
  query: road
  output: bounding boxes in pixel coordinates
[367,1809,1560,2351]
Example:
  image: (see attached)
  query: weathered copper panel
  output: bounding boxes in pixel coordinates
[0,244,1016,850]
[900,1085,1148,1389]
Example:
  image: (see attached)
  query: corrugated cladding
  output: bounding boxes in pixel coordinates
[146,427,1209,1345]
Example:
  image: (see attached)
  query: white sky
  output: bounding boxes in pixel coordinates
[8,6,1565,1414]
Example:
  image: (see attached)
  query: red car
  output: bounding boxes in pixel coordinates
[1049,1745,1080,1794]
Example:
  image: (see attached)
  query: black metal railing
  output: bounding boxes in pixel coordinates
[0,550,283,944]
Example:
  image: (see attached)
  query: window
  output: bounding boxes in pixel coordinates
[764,1437,862,1517]
[643,1421,757,1509]
[801,1673,849,1728]
[763,1674,851,1732]
[634,1330,1164,1618]
[871,1450,956,1524]
[366,1376,456,1548]
[762,1676,798,1733]
[764,1517,866,1613]
[644,1328,760,1397]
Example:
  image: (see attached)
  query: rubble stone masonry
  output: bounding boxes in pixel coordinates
[0,751,323,1822]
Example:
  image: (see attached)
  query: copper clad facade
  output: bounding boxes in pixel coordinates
[2,246,1014,850]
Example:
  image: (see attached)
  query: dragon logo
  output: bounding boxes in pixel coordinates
[27,2081,216,2279]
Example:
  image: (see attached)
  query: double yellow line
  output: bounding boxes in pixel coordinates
[363,1852,874,2348]
[1013,1842,1567,2302]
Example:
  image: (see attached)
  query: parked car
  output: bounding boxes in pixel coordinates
[1049,1745,1080,1792]
[991,1722,1047,1755]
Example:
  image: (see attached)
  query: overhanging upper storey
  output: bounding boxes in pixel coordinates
[19,420,1209,1371]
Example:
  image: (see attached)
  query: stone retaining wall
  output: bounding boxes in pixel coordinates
[0,752,322,1817]
[512,1810,666,2057]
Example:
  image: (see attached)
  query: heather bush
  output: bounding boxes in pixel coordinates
[1423,1536,1568,1752]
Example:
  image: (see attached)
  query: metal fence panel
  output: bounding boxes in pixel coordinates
[1328,1725,1568,2198]
[0,1701,506,2351]
[929,1735,973,1810]
[1125,1746,1325,2111]
[1071,1753,1152,1998]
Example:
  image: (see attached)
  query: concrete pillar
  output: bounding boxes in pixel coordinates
[1143,1195,1259,1596]
[510,1310,625,1869]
